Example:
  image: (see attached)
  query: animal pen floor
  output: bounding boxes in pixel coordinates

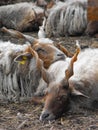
[0,32,98,130]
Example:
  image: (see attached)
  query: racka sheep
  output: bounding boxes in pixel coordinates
[45,0,87,37]
[0,2,44,32]
[32,44,98,121]
[0,27,67,102]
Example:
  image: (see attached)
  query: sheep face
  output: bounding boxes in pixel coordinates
[33,43,66,68]
[39,81,70,121]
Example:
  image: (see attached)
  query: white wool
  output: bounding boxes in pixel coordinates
[66,0,87,4]
[35,58,70,96]
[46,0,87,36]
[32,4,44,14]
[48,58,70,83]
[68,48,98,110]
[38,38,53,44]
[54,2,65,9]
[0,40,28,52]
[0,41,30,101]
[70,48,98,81]
[0,41,28,74]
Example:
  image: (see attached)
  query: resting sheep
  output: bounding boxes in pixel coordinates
[0,29,67,102]
[44,0,98,37]
[0,2,44,32]
[32,44,98,121]
[45,0,87,37]
[0,0,97,37]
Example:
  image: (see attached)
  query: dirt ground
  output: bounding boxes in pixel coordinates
[0,32,98,130]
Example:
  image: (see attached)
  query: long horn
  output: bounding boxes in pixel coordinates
[28,46,51,84]
[1,27,37,44]
[57,43,73,57]
[65,42,80,81]
[26,46,43,70]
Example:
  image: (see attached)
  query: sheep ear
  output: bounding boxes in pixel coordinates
[57,43,73,57]
[31,94,47,104]
[71,88,89,98]
[14,52,32,65]
[1,27,37,44]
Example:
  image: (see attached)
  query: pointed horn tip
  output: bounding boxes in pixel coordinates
[75,41,81,54]
[76,40,80,48]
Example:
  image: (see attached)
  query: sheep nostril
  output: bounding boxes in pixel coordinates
[40,112,50,121]
[42,113,49,119]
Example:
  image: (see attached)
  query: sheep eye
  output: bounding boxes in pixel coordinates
[36,48,47,54]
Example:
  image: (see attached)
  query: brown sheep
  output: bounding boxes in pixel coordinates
[32,45,98,121]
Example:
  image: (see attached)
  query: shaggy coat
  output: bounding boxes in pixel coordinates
[33,47,98,121]
[0,37,66,102]
[45,0,87,37]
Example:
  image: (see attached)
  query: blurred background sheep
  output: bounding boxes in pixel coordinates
[45,0,87,37]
